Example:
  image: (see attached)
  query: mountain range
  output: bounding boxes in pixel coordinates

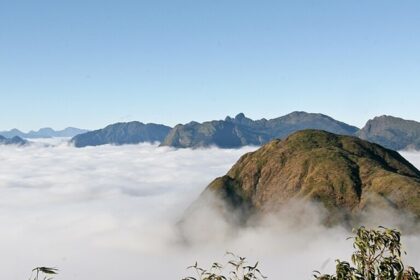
[70,112,420,151]
[0,127,88,139]
[161,112,358,148]
[189,130,420,225]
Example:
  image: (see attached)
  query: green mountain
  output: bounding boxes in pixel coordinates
[71,122,171,147]
[357,115,420,150]
[161,112,359,148]
[197,130,420,224]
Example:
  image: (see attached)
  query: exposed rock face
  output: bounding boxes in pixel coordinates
[71,122,171,147]
[161,112,359,148]
[161,119,269,149]
[200,130,420,223]
[358,115,420,151]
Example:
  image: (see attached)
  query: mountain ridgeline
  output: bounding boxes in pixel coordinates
[71,122,171,147]
[69,112,420,150]
[0,127,88,139]
[161,112,358,148]
[194,130,420,224]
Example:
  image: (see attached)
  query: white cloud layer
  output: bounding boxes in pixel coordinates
[0,142,419,279]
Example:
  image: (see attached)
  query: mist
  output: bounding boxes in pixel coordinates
[1,141,420,279]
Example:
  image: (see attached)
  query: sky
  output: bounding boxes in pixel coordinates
[1,0,420,131]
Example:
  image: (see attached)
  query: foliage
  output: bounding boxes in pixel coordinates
[29,267,58,280]
[314,226,420,280]
[182,252,267,280]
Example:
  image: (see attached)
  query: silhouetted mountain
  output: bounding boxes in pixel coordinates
[161,112,359,148]
[0,129,26,138]
[190,130,420,224]
[0,135,28,146]
[71,122,171,147]
[358,115,420,150]
[0,127,88,138]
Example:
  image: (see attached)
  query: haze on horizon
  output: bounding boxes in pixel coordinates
[1,0,420,131]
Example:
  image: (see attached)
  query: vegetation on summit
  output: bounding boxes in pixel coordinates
[199,130,420,225]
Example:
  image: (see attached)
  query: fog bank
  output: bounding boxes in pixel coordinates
[0,142,419,279]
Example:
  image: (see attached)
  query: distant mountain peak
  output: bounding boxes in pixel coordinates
[0,127,88,139]
[358,115,420,150]
[0,135,28,146]
[224,113,249,123]
[288,110,308,115]
[235,112,246,120]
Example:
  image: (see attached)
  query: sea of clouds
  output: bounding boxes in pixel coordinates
[0,140,419,280]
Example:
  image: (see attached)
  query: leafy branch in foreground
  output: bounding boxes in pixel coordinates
[29,267,58,280]
[182,252,267,280]
[313,226,420,280]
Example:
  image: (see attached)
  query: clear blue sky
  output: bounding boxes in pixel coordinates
[1,0,420,131]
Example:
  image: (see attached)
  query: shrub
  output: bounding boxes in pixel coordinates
[313,226,420,280]
[183,227,420,280]
[182,252,267,280]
